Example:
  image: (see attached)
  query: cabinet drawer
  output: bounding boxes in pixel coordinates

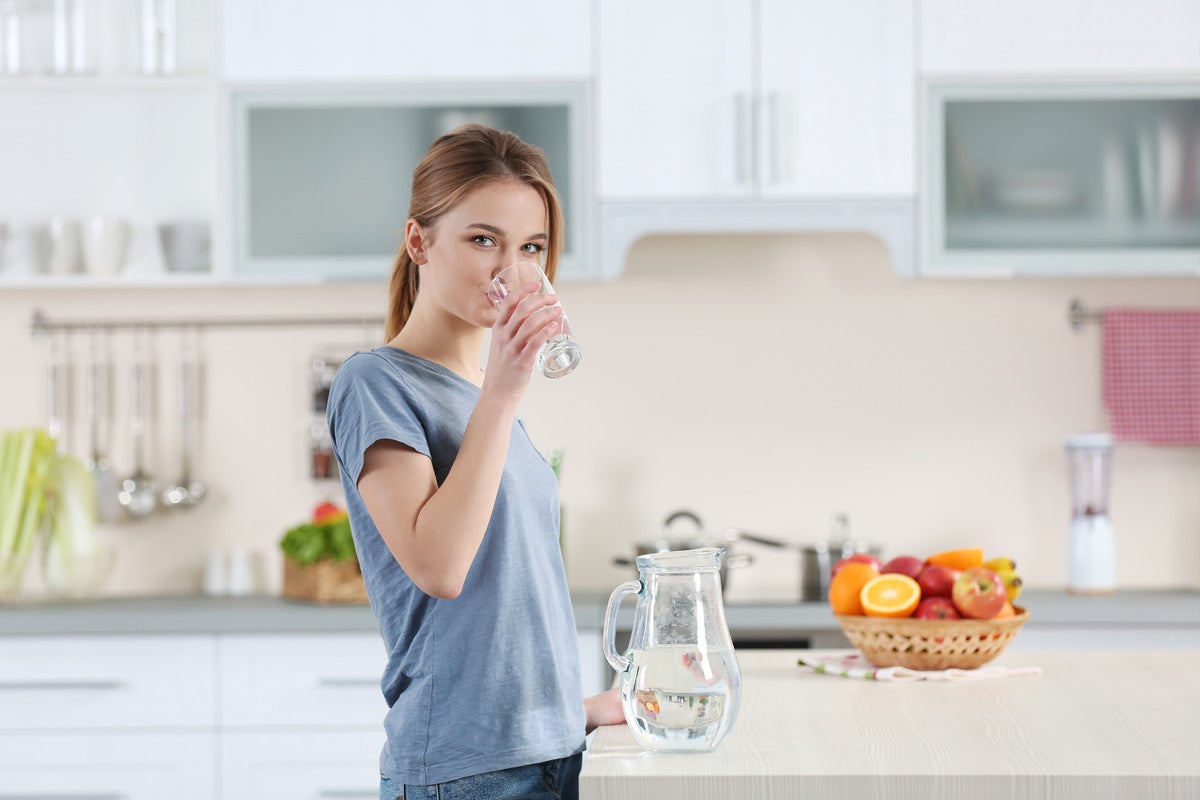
[0,636,216,730]
[220,633,388,727]
[222,730,385,800]
[0,731,215,799]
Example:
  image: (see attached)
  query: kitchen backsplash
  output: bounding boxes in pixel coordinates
[1,233,1197,600]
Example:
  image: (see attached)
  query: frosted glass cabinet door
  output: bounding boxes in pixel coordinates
[231,84,591,280]
[758,0,915,197]
[596,0,754,198]
[222,0,592,81]
[924,81,1200,276]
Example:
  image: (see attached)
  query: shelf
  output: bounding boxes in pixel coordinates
[0,75,215,92]
[0,271,385,290]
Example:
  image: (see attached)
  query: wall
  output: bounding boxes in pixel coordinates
[1,233,1197,601]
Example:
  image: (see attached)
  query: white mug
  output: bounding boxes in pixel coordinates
[45,217,82,275]
[82,215,131,276]
[159,220,211,273]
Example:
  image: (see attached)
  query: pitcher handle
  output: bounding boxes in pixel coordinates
[603,579,641,673]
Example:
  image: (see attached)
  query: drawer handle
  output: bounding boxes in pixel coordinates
[0,681,126,691]
[316,678,377,688]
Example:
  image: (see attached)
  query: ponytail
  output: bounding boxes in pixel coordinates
[386,247,419,342]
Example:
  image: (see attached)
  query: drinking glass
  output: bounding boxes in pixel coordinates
[487,261,581,379]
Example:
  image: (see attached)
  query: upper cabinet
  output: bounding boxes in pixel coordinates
[922,80,1200,277]
[597,0,915,199]
[220,0,592,82]
[230,83,593,281]
[919,0,1200,76]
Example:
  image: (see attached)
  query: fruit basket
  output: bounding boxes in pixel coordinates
[835,608,1030,670]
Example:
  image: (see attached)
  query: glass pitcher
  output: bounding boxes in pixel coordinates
[603,547,742,752]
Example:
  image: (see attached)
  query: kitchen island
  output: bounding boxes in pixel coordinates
[580,649,1199,799]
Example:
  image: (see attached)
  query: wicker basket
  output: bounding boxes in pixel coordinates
[282,558,369,605]
[835,608,1029,670]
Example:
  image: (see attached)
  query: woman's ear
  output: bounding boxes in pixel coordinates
[405,219,429,265]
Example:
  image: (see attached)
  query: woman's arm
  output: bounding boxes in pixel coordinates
[357,285,563,599]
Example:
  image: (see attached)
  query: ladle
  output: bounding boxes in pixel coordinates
[162,330,205,508]
[118,332,157,518]
[84,330,121,523]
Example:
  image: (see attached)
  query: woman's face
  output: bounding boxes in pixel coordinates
[412,179,549,329]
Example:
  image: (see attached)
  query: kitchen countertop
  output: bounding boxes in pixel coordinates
[0,589,1196,636]
[579,648,1200,799]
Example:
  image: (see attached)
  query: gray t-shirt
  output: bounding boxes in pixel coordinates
[327,347,585,785]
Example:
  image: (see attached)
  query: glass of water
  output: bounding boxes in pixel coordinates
[487,261,581,379]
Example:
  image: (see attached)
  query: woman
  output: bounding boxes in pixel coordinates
[327,124,622,800]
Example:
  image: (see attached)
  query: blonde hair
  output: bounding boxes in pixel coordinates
[386,124,564,340]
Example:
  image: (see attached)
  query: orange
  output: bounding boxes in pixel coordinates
[995,601,1016,618]
[860,574,921,618]
[925,548,984,571]
[828,563,879,615]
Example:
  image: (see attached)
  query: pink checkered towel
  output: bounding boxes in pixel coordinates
[1102,308,1200,446]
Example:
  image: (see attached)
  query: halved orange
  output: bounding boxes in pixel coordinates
[860,574,921,618]
[828,562,879,616]
[925,548,983,571]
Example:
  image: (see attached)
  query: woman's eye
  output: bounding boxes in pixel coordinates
[521,242,545,254]
[472,235,495,247]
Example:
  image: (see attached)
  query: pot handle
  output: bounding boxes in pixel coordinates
[603,579,641,673]
[733,531,793,549]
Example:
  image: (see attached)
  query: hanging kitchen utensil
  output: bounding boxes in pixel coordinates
[162,328,205,508]
[45,331,67,449]
[84,329,121,523]
[118,329,157,518]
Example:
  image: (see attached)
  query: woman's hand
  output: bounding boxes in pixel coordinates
[584,688,624,735]
[482,280,564,400]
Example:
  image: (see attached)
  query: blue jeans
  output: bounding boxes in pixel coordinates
[380,753,582,800]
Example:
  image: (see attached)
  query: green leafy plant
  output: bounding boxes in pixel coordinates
[280,513,356,567]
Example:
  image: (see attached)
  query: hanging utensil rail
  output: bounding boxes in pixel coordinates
[30,308,386,338]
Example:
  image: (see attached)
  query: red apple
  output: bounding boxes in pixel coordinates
[917,565,961,599]
[952,567,1007,619]
[914,597,961,620]
[881,555,924,580]
[832,553,882,577]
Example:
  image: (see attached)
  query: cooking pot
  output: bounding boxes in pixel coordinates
[734,513,882,602]
[611,509,752,594]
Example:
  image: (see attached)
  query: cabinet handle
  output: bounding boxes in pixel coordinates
[734,92,751,186]
[316,677,377,688]
[0,681,125,691]
[766,91,782,186]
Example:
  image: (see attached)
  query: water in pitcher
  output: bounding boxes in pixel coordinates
[621,645,741,752]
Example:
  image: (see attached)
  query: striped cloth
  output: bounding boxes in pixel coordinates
[1102,308,1200,446]
[796,651,1042,682]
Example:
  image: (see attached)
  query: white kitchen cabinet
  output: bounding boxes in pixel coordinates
[220,633,387,727]
[919,0,1200,76]
[595,0,754,199]
[597,0,914,199]
[758,0,915,197]
[221,731,384,800]
[0,732,216,799]
[220,0,592,82]
[0,635,217,730]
